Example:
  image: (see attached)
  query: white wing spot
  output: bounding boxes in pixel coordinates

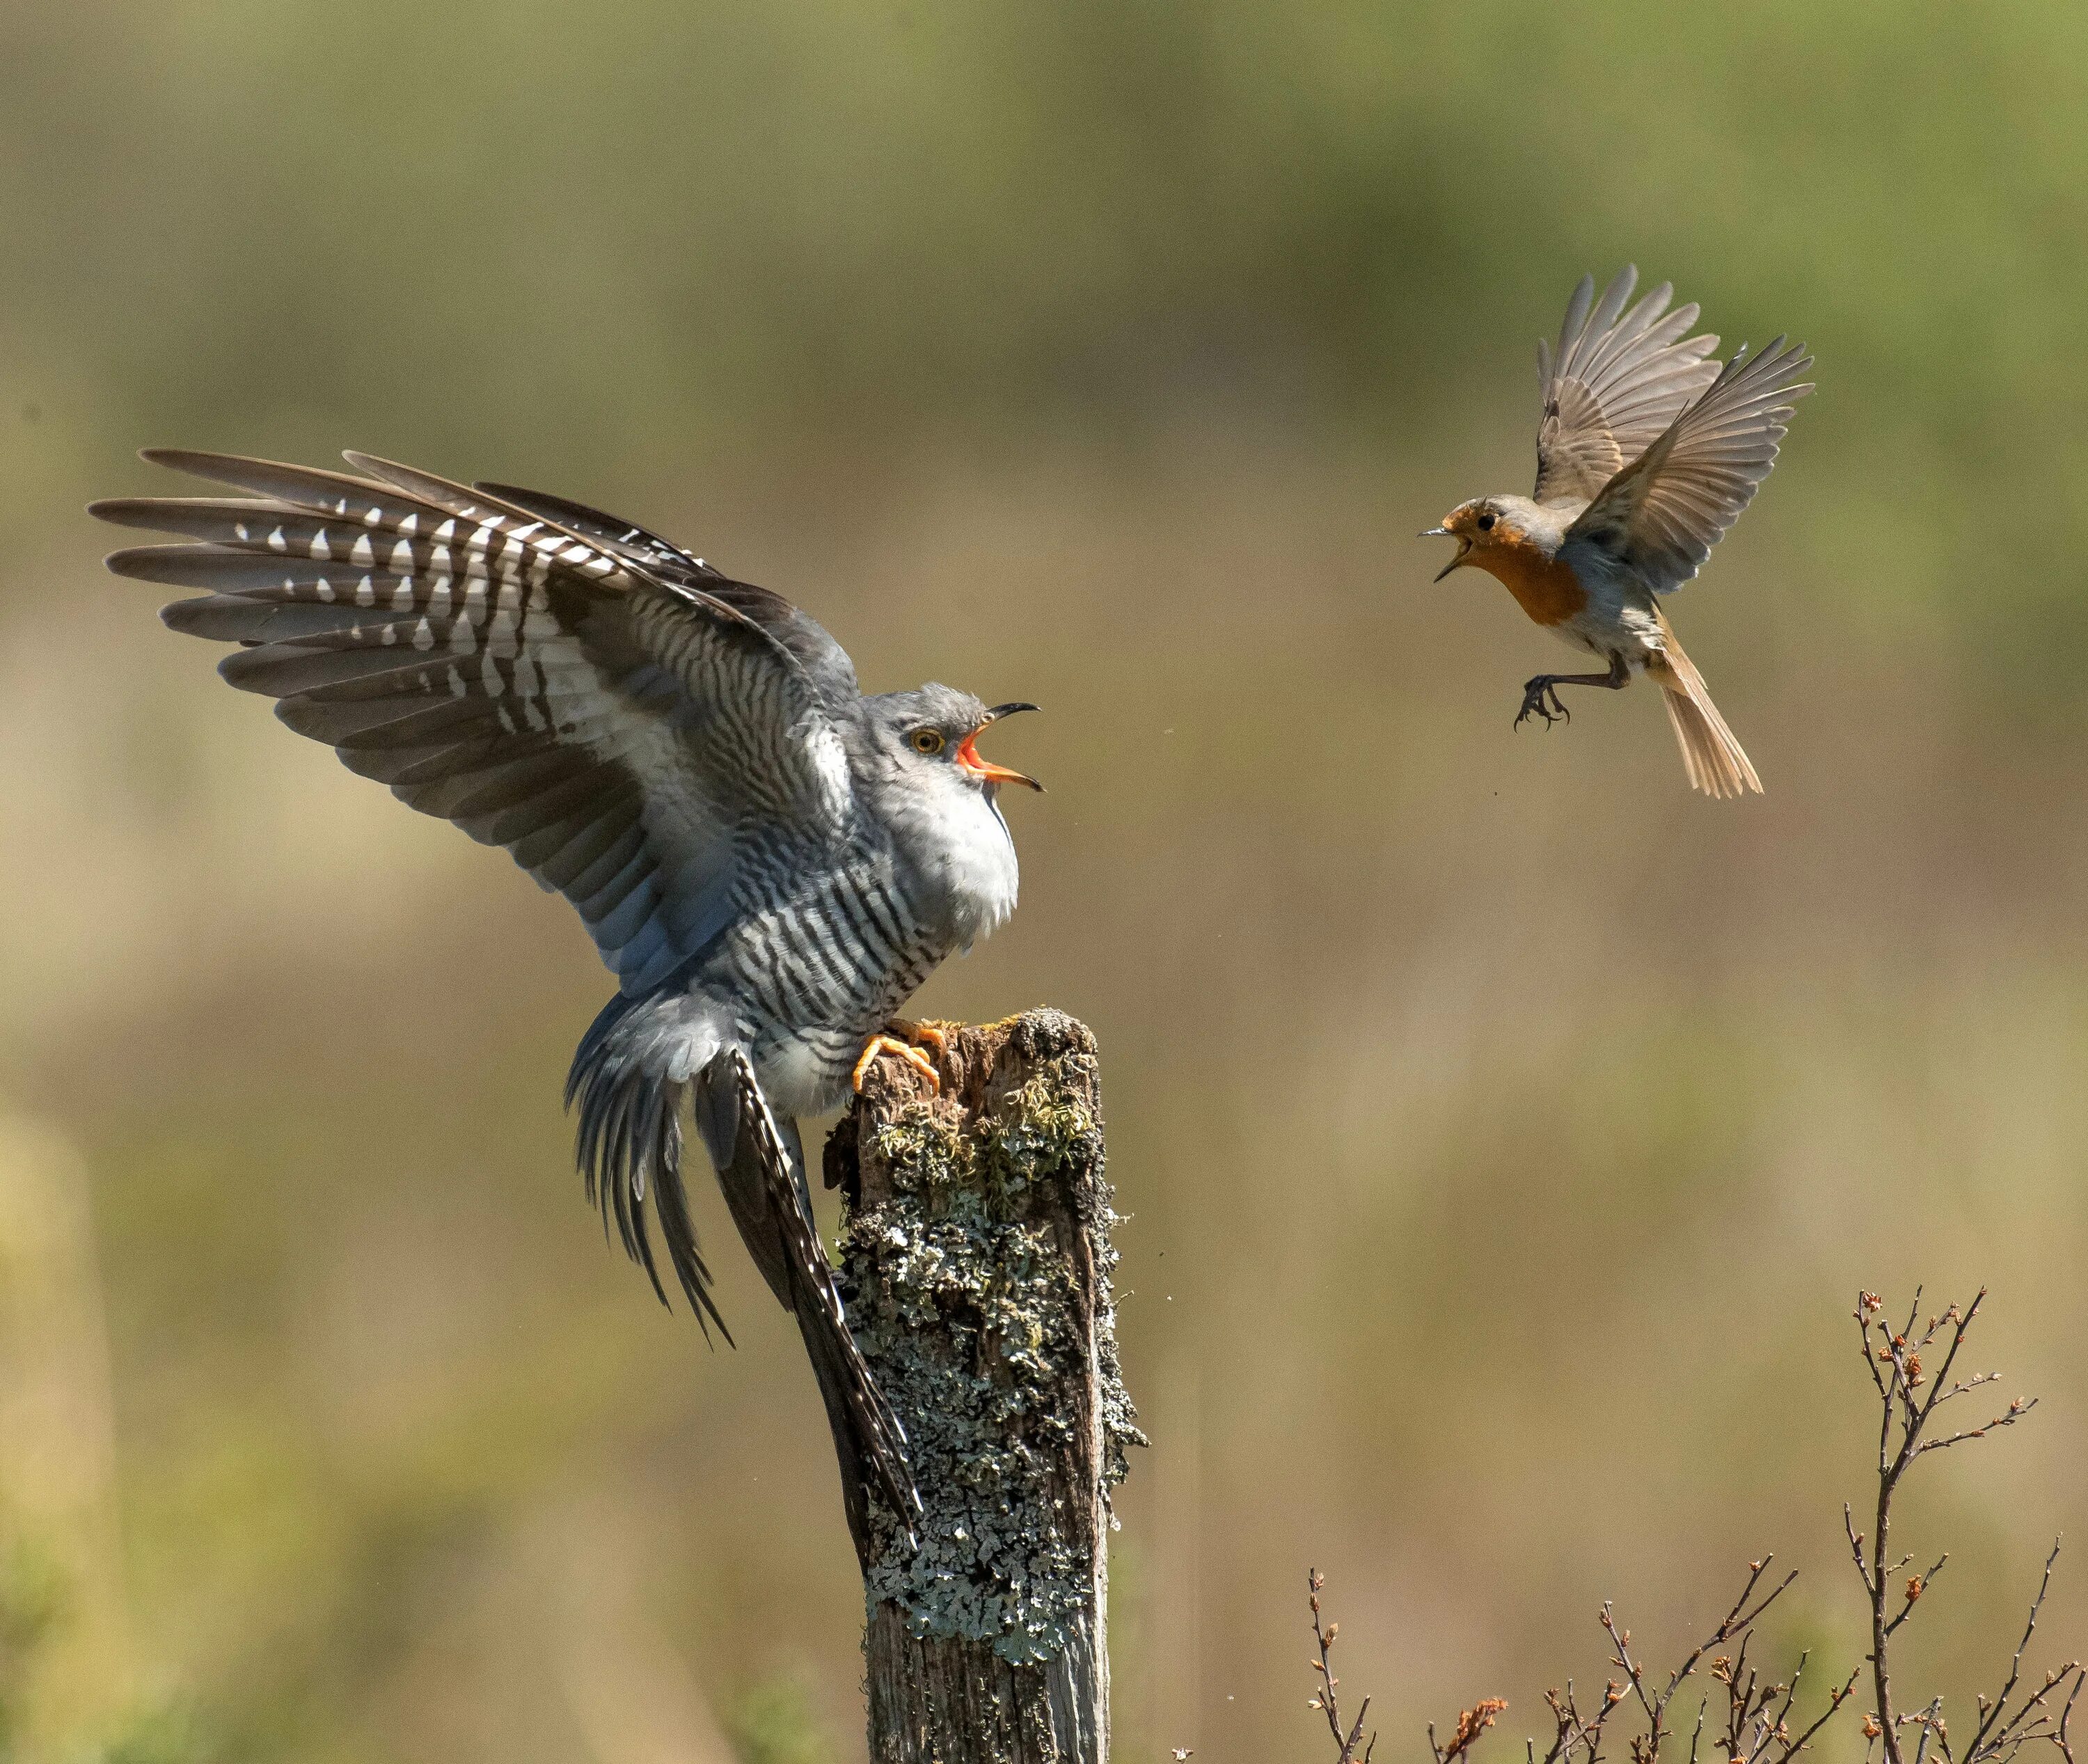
[354,574,376,608]
[390,577,416,611]
[234,521,250,542]
[390,539,415,572]
[363,503,383,526]
[411,617,436,650]
[350,533,374,565]
[267,527,287,553]
[315,576,335,602]
[310,530,332,561]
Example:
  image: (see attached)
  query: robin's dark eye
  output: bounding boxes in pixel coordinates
[1476,512,1496,531]
[910,729,946,756]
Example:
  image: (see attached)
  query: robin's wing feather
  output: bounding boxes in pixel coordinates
[1560,338,1813,593]
[95,451,856,996]
[473,478,861,710]
[1534,265,1725,506]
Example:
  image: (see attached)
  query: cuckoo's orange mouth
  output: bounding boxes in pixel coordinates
[957,703,1043,792]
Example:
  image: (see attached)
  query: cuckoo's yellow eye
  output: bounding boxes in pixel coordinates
[909,729,946,755]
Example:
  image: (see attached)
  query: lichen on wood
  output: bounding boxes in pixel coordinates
[823,1009,1139,1763]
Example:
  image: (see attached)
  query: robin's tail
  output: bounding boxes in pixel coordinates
[1646,629,1762,799]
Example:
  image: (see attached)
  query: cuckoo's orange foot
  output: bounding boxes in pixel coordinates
[853,1034,941,1094]
[887,1017,951,1056]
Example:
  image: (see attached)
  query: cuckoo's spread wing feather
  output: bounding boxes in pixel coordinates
[473,478,861,711]
[93,450,855,996]
[1534,265,1725,506]
[1561,337,1813,594]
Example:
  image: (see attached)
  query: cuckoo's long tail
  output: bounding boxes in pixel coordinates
[1647,632,1762,799]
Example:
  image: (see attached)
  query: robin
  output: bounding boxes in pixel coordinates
[94,450,1050,1525]
[1422,267,1811,797]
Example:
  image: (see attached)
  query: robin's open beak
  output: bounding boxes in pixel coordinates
[957,702,1044,792]
[1419,528,1470,581]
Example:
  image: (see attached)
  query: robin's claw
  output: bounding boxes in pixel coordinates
[1514,676,1571,729]
[853,1033,942,1095]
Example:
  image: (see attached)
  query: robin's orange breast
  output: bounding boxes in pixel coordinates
[1473,542,1589,627]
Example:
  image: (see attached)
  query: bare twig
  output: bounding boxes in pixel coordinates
[1310,1570,1381,1764]
[1298,1289,2071,1764]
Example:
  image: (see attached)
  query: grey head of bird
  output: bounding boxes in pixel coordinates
[1419,494,1573,584]
[853,683,1043,799]
[853,684,1041,948]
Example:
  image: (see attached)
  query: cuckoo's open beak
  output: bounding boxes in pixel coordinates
[1419,528,1470,581]
[958,702,1044,792]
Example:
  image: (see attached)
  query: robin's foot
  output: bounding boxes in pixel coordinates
[852,1034,941,1094]
[1514,675,1572,729]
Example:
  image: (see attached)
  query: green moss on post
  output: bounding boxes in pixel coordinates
[823,1010,1139,1764]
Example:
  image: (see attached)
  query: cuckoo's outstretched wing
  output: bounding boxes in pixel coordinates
[1534,266,1725,507]
[93,452,857,999]
[1562,337,1814,594]
[473,478,862,710]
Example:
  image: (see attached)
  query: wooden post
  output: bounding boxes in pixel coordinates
[820,1009,1139,1764]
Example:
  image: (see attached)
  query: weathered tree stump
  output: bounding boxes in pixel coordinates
[820,1009,1139,1764]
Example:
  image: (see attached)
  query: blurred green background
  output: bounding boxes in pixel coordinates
[5,1,2088,1759]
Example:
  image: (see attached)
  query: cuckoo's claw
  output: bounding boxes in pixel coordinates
[853,1033,942,1094]
[887,1017,951,1056]
[1514,675,1571,729]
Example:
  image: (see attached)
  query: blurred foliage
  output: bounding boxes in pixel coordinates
[0,1529,68,1759]
[0,1513,212,1764]
[726,1674,838,1764]
[3,3,2088,1763]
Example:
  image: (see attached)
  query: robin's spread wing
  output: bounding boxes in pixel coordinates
[1534,266,1725,507]
[94,451,856,995]
[1561,338,1814,594]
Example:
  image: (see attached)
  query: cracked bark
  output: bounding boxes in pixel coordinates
[818,1009,1139,1764]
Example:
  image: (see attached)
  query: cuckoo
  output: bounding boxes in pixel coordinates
[1422,266,1812,798]
[93,450,1047,1527]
